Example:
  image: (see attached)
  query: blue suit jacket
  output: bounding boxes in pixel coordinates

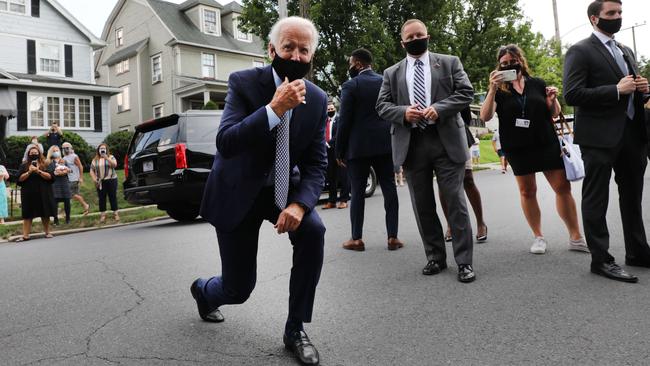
[335,70,392,160]
[200,66,328,231]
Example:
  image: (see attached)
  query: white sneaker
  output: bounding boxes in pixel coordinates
[569,238,590,253]
[530,237,547,254]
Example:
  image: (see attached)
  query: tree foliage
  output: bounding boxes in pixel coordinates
[239,0,548,98]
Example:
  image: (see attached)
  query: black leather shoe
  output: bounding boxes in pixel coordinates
[625,258,650,268]
[457,264,476,283]
[190,279,224,322]
[283,330,319,365]
[422,260,447,275]
[591,262,638,283]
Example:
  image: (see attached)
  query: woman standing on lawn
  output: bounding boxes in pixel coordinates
[0,163,9,224]
[62,142,90,215]
[47,146,72,225]
[90,143,119,223]
[480,44,585,255]
[17,146,56,240]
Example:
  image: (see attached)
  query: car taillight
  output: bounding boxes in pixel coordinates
[175,143,188,169]
[124,154,129,178]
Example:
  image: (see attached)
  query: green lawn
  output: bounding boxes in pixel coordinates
[5,169,140,221]
[479,140,500,164]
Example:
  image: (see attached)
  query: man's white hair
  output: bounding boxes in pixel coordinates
[268,16,319,54]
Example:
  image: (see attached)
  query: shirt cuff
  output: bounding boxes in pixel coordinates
[266,104,282,130]
[616,85,620,100]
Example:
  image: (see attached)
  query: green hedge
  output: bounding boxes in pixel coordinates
[478,133,494,141]
[61,131,95,169]
[4,132,95,171]
[103,130,134,169]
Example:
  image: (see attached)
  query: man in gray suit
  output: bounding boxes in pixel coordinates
[376,19,476,283]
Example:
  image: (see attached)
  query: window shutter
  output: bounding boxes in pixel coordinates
[27,40,36,74]
[64,45,73,77]
[31,0,40,17]
[93,96,102,132]
[17,91,28,131]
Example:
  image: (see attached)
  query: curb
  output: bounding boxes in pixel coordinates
[2,215,171,243]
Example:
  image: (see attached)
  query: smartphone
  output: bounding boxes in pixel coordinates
[31,161,38,167]
[497,69,517,82]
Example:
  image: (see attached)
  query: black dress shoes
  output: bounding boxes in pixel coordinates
[284,330,320,365]
[190,279,224,322]
[457,264,476,283]
[591,262,638,283]
[625,258,650,268]
[422,260,447,275]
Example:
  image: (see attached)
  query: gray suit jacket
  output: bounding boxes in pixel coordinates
[376,52,474,170]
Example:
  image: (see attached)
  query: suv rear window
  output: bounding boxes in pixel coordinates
[130,124,179,155]
[185,115,219,143]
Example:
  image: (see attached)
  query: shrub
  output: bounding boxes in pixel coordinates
[3,135,32,170]
[103,130,134,169]
[479,133,494,141]
[202,100,218,110]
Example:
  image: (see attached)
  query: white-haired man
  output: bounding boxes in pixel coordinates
[195,16,327,365]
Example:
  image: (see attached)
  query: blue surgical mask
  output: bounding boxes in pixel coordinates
[52,152,61,158]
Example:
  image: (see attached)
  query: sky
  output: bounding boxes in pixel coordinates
[59,0,649,59]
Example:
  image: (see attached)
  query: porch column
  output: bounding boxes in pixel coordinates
[203,91,210,104]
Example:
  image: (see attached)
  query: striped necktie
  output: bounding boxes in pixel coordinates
[607,40,635,120]
[274,112,290,210]
[413,59,429,129]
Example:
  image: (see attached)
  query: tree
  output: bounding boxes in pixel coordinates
[239,0,545,98]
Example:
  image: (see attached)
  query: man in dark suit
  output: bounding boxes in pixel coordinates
[564,0,650,283]
[196,16,327,365]
[376,20,475,283]
[336,48,404,252]
[322,100,350,209]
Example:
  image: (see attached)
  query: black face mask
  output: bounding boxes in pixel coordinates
[327,111,336,118]
[403,37,429,56]
[500,63,522,73]
[348,66,360,79]
[271,52,311,82]
[597,17,622,34]
[29,154,39,161]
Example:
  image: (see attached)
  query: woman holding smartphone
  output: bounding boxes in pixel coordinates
[16,146,56,240]
[90,143,119,223]
[480,44,586,255]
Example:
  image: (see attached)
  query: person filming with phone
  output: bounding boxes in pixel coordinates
[480,44,586,256]
[89,143,119,223]
[16,146,56,241]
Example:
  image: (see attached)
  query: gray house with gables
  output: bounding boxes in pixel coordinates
[95,0,267,132]
[0,0,119,146]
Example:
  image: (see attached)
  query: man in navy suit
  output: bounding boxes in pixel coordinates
[195,16,327,365]
[336,48,404,252]
[322,100,350,209]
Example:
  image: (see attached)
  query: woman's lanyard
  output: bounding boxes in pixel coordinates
[515,94,527,118]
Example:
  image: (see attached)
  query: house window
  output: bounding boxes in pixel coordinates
[202,8,220,35]
[151,54,162,83]
[78,99,91,128]
[202,53,215,79]
[39,43,62,74]
[29,96,44,127]
[253,60,265,68]
[117,85,130,112]
[233,16,252,42]
[116,59,129,74]
[0,0,26,14]
[153,104,164,119]
[29,94,93,129]
[63,98,75,127]
[47,97,60,126]
[115,28,124,47]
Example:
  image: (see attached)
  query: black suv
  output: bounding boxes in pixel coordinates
[124,110,377,222]
[123,111,219,221]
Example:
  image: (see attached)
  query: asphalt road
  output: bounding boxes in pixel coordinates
[1,168,650,366]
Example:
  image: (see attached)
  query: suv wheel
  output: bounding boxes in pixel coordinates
[166,207,199,222]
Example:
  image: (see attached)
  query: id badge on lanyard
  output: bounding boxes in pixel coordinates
[515,94,530,128]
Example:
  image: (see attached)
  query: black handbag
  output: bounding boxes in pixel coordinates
[464,125,474,149]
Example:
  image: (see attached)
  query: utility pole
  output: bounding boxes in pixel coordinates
[278,0,287,18]
[621,22,646,61]
[551,0,561,55]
